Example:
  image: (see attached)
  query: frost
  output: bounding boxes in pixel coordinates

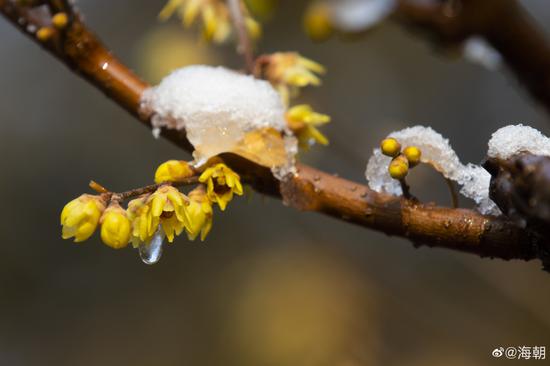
[141,65,296,179]
[327,0,396,32]
[488,124,550,160]
[365,125,500,215]
[463,37,502,71]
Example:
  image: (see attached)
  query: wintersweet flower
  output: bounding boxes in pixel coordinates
[127,196,156,247]
[286,104,330,148]
[60,194,106,242]
[199,163,243,210]
[154,160,195,184]
[159,0,260,43]
[100,203,131,249]
[148,185,190,242]
[186,185,213,241]
[258,52,325,104]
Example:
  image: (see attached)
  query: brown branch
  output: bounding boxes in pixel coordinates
[393,0,550,114]
[1,0,546,265]
[90,177,200,201]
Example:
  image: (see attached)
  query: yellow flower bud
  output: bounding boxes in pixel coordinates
[148,185,189,243]
[36,27,54,42]
[304,3,333,42]
[380,138,401,157]
[52,12,69,29]
[388,155,409,180]
[403,146,422,167]
[100,204,131,249]
[154,160,195,184]
[199,163,243,211]
[186,185,213,241]
[60,194,105,242]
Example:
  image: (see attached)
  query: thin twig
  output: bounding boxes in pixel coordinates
[227,0,254,73]
[445,178,459,208]
[90,177,199,202]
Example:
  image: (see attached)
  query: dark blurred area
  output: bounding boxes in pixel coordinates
[1,1,550,365]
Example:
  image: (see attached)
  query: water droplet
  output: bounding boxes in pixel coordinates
[101,62,109,70]
[139,229,164,265]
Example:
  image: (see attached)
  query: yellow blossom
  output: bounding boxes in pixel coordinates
[403,146,422,167]
[36,27,54,42]
[100,204,131,249]
[389,155,409,180]
[380,138,401,158]
[258,52,325,104]
[186,185,213,241]
[52,12,69,30]
[154,160,195,184]
[127,196,156,247]
[60,194,106,242]
[199,163,243,210]
[286,104,330,148]
[148,185,190,243]
[303,2,334,41]
[159,0,260,43]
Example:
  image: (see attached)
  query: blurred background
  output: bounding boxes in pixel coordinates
[1,0,550,365]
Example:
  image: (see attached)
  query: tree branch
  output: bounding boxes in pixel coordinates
[1,0,546,265]
[393,0,550,114]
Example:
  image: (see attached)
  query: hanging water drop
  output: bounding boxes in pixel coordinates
[139,228,164,265]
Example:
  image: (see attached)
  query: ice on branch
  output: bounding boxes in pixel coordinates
[140,65,297,179]
[488,124,550,160]
[326,0,396,32]
[365,126,500,214]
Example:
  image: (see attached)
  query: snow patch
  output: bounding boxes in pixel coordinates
[488,124,550,160]
[463,37,502,71]
[365,125,500,215]
[140,65,296,178]
[328,0,396,32]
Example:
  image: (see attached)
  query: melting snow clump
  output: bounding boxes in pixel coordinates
[488,124,550,159]
[365,125,500,215]
[328,0,396,32]
[141,65,296,178]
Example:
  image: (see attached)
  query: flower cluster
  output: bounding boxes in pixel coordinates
[255,52,332,149]
[159,0,260,43]
[380,137,422,180]
[60,160,242,260]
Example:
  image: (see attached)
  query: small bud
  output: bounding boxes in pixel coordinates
[389,155,409,180]
[100,204,131,249]
[52,12,69,29]
[403,146,422,167]
[381,138,401,157]
[154,160,195,184]
[36,27,54,42]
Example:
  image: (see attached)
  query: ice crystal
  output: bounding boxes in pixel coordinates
[328,0,396,32]
[365,125,500,215]
[488,124,550,160]
[141,65,296,178]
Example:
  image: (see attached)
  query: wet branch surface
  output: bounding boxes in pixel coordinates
[1,0,547,266]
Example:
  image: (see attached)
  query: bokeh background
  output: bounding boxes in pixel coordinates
[1,1,550,365]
